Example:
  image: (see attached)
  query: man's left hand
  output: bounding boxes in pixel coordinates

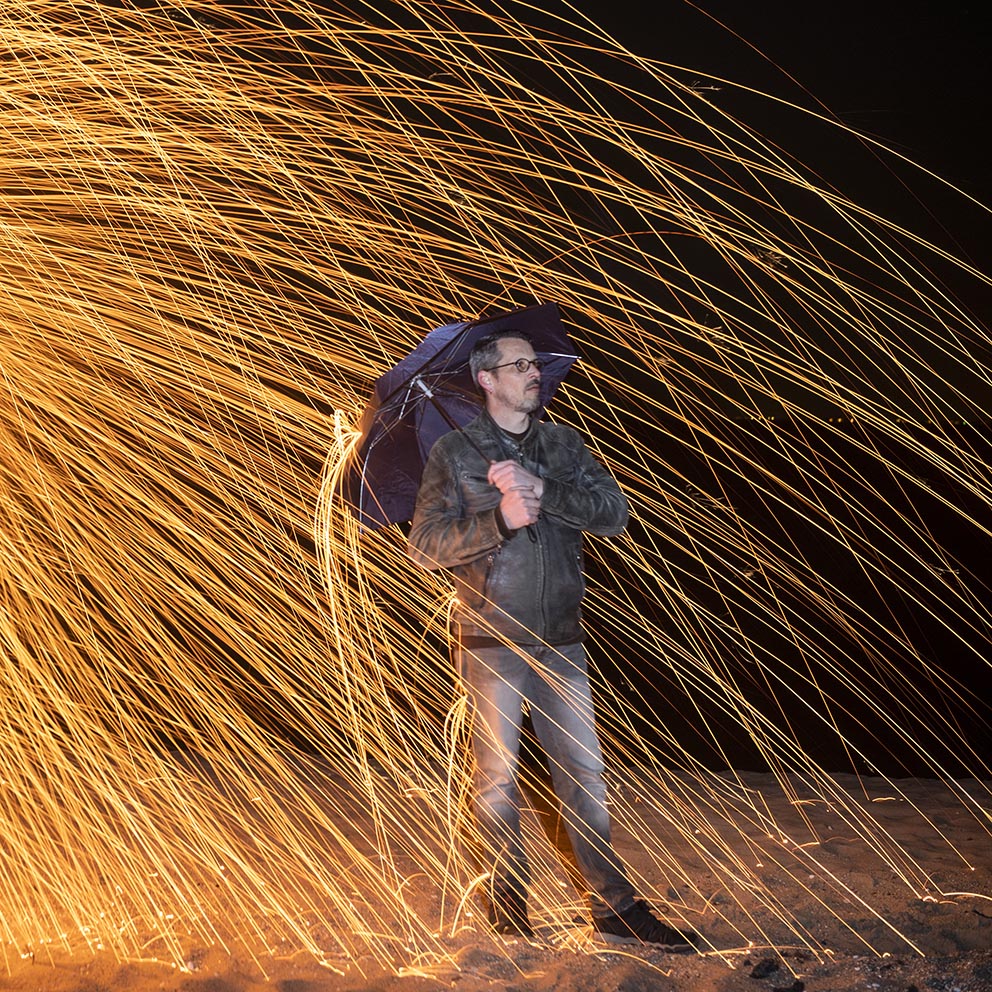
[488,460,544,500]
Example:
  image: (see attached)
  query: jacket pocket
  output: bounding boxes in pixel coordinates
[560,550,585,607]
[481,548,501,604]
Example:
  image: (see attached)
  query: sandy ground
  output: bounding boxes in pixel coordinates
[2,772,990,992]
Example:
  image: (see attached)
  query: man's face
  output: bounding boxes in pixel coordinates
[485,337,542,417]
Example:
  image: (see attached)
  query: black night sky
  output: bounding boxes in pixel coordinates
[542,1,992,775]
[197,1,992,773]
[596,1,991,287]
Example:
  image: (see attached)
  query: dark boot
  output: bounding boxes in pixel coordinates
[488,887,533,938]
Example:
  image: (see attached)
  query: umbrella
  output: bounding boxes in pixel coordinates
[344,302,579,529]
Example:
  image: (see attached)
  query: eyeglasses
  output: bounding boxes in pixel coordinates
[484,358,545,374]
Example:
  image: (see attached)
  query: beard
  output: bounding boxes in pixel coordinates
[518,385,542,414]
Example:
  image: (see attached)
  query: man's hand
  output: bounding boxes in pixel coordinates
[489,459,542,530]
[488,460,544,498]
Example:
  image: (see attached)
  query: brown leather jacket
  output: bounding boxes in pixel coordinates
[407,410,628,645]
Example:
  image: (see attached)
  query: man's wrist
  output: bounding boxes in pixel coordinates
[536,475,556,508]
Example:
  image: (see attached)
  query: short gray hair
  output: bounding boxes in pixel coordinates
[468,329,533,389]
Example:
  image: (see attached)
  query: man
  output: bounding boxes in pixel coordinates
[407,328,696,950]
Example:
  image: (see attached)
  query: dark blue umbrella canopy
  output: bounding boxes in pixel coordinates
[345,302,579,528]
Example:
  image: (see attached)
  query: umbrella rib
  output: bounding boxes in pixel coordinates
[412,376,490,464]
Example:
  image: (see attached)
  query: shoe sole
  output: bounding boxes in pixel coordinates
[594,932,694,953]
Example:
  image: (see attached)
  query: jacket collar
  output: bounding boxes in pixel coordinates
[475,407,538,444]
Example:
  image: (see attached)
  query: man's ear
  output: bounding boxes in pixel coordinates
[478,372,492,393]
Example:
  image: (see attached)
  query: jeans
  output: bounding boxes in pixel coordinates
[456,639,636,917]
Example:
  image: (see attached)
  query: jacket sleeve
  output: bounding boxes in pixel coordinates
[407,438,504,571]
[539,433,629,537]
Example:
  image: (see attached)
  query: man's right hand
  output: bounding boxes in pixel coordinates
[499,486,541,531]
